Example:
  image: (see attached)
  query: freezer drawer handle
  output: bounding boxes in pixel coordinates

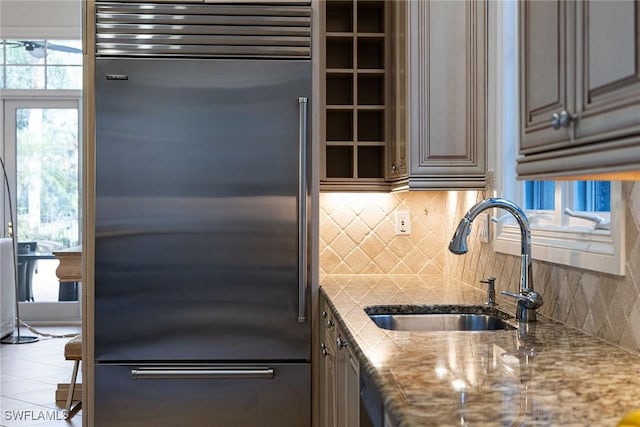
[130,367,275,380]
[298,96,308,324]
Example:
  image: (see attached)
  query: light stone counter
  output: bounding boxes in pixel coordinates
[320,274,640,427]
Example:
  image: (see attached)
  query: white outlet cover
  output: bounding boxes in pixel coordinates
[394,211,411,235]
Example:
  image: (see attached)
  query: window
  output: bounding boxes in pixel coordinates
[524,181,611,213]
[1,38,82,320]
[15,105,80,248]
[516,180,612,231]
[492,1,624,276]
[0,40,82,90]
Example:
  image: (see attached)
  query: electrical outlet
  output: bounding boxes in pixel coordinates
[477,213,490,243]
[394,211,411,235]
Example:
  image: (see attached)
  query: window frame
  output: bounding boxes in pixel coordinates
[489,0,625,276]
[494,182,625,276]
[2,94,83,321]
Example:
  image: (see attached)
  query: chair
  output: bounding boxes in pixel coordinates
[17,242,37,301]
[64,334,82,419]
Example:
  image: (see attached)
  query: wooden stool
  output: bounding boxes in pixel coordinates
[64,334,82,420]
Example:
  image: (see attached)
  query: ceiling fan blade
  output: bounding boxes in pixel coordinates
[46,43,82,54]
[13,40,81,54]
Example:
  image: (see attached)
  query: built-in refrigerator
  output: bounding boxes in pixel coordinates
[93,2,312,425]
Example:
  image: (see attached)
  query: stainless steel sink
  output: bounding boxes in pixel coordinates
[366,308,516,332]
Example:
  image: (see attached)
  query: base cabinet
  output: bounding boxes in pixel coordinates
[319,303,337,427]
[319,295,360,427]
[339,338,360,427]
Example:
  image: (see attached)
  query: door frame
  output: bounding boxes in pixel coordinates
[1,90,82,322]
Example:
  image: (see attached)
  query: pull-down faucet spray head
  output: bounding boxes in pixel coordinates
[448,218,473,255]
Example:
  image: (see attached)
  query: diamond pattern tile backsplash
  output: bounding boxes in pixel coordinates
[319,182,640,353]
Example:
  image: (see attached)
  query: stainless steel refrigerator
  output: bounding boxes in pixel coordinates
[93,2,311,425]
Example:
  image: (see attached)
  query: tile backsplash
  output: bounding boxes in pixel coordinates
[319,182,640,352]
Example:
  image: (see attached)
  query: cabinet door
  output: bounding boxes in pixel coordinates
[574,0,640,143]
[408,0,487,187]
[323,338,338,427]
[387,0,408,181]
[319,297,360,427]
[319,300,338,427]
[344,346,360,427]
[519,0,575,153]
[336,332,359,427]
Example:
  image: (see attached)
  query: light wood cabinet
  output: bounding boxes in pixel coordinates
[318,295,360,427]
[401,0,488,189]
[517,0,640,179]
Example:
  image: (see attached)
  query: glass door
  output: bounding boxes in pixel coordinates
[3,98,81,322]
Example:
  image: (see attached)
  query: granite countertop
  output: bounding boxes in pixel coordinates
[320,274,640,427]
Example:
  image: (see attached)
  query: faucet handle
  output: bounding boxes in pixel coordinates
[501,290,543,309]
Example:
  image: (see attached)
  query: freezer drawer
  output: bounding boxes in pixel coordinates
[95,363,310,427]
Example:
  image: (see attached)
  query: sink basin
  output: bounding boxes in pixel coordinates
[365,306,516,332]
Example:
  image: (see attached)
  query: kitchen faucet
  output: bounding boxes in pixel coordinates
[448,198,543,322]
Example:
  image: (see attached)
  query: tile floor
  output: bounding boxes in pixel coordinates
[0,326,82,427]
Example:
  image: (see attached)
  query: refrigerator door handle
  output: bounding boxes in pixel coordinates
[298,96,308,324]
[131,367,275,380]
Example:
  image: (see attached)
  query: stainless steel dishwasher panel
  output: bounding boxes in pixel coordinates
[94,363,311,427]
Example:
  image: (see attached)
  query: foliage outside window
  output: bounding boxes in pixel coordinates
[16,108,79,248]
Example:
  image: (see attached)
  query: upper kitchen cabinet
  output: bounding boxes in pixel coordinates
[518,0,640,180]
[320,0,392,191]
[320,0,488,191]
[402,0,488,190]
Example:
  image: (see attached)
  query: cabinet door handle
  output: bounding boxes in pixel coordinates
[336,337,348,350]
[321,343,331,358]
[551,110,577,129]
